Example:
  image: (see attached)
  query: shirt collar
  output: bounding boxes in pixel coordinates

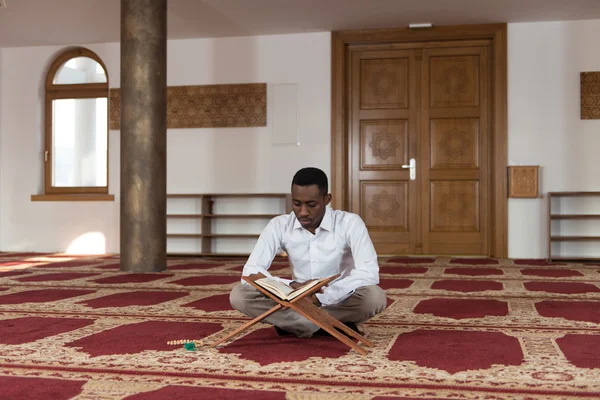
[293,215,303,230]
[293,206,333,232]
[319,206,333,231]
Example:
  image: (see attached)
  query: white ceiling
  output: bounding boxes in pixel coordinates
[1,0,600,48]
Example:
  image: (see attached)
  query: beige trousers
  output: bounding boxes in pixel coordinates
[229,283,387,337]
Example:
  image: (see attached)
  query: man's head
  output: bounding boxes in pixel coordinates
[291,167,332,233]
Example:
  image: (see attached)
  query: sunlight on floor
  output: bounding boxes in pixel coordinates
[66,232,106,255]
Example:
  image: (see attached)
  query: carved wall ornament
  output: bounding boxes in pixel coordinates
[438,128,471,159]
[109,83,266,129]
[439,65,470,98]
[368,190,400,221]
[369,131,401,160]
[580,72,600,119]
[368,68,400,99]
[438,192,470,220]
[508,166,539,198]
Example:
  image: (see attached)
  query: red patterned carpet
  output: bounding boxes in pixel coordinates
[0,253,599,399]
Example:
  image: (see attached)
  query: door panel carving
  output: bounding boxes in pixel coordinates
[361,120,408,169]
[430,55,479,107]
[430,118,479,169]
[360,58,409,109]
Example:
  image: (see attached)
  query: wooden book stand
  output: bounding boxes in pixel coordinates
[207,273,374,355]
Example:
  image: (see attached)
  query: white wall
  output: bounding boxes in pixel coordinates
[0,32,331,253]
[508,20,600,258]
[2,21,599,258]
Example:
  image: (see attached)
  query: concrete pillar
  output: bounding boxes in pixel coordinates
[120,0,167,272]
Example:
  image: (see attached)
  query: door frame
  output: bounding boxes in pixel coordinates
[331,23,508,258]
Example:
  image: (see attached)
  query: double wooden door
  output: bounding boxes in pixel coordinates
[348,40,491,256]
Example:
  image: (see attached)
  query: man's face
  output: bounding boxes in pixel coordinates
[291,184,331,233]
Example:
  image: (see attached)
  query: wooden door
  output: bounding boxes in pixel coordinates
[347,41,491,256]
[420,45,490,255]
[349,49,419,254]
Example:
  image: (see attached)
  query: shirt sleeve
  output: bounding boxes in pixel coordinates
[240,217,289,284]
[316,215,380,305]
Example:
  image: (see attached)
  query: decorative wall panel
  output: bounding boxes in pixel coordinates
[508,166,539,198]
[581,72,600,119]
[109,83,267,130]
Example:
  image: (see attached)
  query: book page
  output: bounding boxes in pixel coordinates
[255,278,294,299]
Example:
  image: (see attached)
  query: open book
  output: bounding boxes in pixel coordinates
[254,276,331,301]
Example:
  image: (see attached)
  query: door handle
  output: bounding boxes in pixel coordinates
[402,158,416,181]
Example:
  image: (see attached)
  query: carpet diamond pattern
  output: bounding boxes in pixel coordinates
[0,253,597,399]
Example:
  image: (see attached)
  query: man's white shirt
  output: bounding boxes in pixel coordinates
[241,207,380,306]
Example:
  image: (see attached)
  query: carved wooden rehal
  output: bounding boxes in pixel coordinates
[581,72,600,119]
[109,83,266,129]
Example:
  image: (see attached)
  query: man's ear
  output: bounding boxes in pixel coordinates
[324,193,332,206]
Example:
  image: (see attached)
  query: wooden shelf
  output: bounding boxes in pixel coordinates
[166,193,291,257]
[168,252,289,258]
[550,236,600,241]
[167,193,289,198]
[551,214,600,220]
[548,192,600,262]
[167,252,260,257]
[168,233,260,239]
[167,214,279,219]
[548,191,600,197]
[548,256,600,261]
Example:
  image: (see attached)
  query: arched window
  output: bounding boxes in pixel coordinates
[43,47,109,195]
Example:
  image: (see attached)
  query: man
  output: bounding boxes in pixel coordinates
[230,167,387,338]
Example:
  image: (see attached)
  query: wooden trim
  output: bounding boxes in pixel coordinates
[330,23,508,257]
[45,47,109,89]
[44,47,110,196]
[331,33,346,210]
[48,83,108,92]
[44,186,108,195]
[333,24,507,43]
[491,25,508,258]
[44,96,52,194]
[47,89,108,100]
[31,194,115,202]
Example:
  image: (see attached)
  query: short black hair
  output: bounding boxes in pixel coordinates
[292,167,328,195]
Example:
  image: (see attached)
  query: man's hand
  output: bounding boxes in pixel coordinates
[309,293,321,307]
[290,280,326,293]
[289,281,303,290]
[289,281,323,306]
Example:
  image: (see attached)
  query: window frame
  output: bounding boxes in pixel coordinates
[44,47,110,195]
